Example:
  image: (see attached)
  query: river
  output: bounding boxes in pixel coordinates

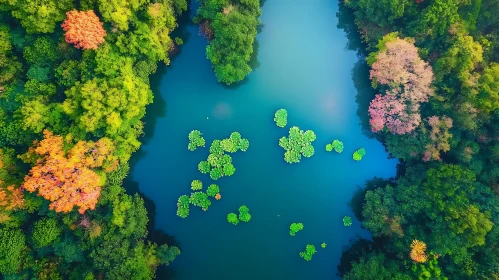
[129,0,398,279]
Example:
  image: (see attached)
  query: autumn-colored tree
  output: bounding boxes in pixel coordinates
[368,36,434,135]
[423,116,453,161]
[410,240,428,263]
[0,149,24,223]
[22,130,116,214]
[62,10,106,50]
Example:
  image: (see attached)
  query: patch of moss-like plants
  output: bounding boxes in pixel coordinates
[274,109,288,128]
[343,216,352,226]
[321,243,327,249]
[176,195,190,218]
[188,130,205,151]
[206,184,220,197]
[326,140,344,153]
[191,180,203,191]
[289,223,304,236]
[279,126,316,163]
[189,192,211,211]
[226,205,252,225]
[353,148,366,161]
[299,244,317,261]
[198,132,249,180]
[238,205,251,222]
[227,213,239,225]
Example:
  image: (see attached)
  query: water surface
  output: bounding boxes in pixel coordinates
[130,1,398,279]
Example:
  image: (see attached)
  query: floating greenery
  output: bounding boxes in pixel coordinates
[189,192,211,211]
[353,148,366,161]
[279,126,316,163]
[206,184,220,197]
[227,213,239,225]
[321,243,327,249]
[332,140,344,153]
[238,205,251,222]
[274,109,288,128]
[188,130,206,151]
[200,132,249,180]
[326,140,344,153]
[191,180,203,191]
[289,223,304,236]
[343,216,352,226]
[176,195,190,218]
[299,244,317,261]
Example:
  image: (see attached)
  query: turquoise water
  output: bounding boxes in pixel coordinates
[130,0,398,279]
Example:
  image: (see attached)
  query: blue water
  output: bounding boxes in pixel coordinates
[130,0,398,279]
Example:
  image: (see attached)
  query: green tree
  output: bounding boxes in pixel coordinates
[0,228,26,274]
[227,212,239,225]
[206,184,220,197]
[289,222,304,236]
[32,218,62,248]
[299,244,317,261]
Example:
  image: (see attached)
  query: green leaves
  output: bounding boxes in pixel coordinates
[326,143,333,152]
[299,244,317,261]
[279,126,317,163]
[31,218,62,249]
[343,216,353,227]
[332,140,344,153]
[206,184,220,197]
[188,130,206,151]
[274,109,288,128]
[353,148,366,161]
[191,180,203,191]
[227,213,239,225]
[238,205,252,222]
[200,132,249,180]
[189,192,211,210]
[321,243,327,249]
[176,195,190,218]
[289,223,304,236]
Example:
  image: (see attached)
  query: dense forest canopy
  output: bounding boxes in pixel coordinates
[0,0,187,278]
[339,0,499,278]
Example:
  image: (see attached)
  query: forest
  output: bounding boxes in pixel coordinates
[1,0,498,278]
[0,0,187,278]
[338,0,499,279]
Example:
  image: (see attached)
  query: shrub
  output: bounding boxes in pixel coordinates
[191,180,203,191]
[289,223,304,236]
[189,192,211,210]
[274,109,288,128]
[299,244,317,261]
[227,213,239,225]
[176,195,190,218]
[188,130,206,151]
[343,216,353,226]
[206,184,220,197]
[238,205,251,222]
[353,148,366,161]
[279,126,317,163]
[326,143,333,152]
[332,140,344,153]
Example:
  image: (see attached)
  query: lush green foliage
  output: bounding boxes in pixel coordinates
[0,0,184,277]
[289,222,304,236]
[238,205,251,222]
[321,242,327,249]
[189,192,212,210]
[196,0,262,84]
[352,148,366,161]
[206,184,220,197]
[299,244,317,261]
[326,139,344,153]
[227,213,239,225]
[176,195,190,218]
[343,216,352,227]
[191,180,203,191]
[200,132,249,180]
[188,130,206,151]
[338,0,499,277]
[274,109,288,128]
[279,126,316,163]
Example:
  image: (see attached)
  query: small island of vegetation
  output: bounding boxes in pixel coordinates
[195,0,261,84]
[299,244,317,261]
[352,148,366,161]
[274,109,288,128]
[227,213,239,225]
[289,223,304,236]
[188,130,206,151]
[326,139,344,153]
[279,126,316,163]
[343,216,352,227]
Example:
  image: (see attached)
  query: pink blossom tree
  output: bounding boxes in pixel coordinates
[368,37,434,134]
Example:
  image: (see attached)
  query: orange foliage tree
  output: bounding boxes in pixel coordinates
[22,130,116,214]
[61,10,106,50]
[410,240,428,263]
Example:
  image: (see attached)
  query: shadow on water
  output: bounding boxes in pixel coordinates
[352,60,377,138]
[336,0,367,56]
